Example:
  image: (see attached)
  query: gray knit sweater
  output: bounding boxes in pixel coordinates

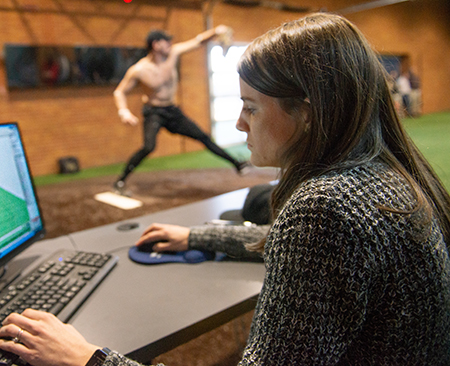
[104,162,450,366]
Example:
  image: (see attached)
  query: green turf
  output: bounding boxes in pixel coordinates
[33,143,251,186]
[34,112,450,191]
[403,112,450,191]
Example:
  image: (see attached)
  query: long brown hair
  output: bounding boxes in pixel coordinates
[238,13,450,252]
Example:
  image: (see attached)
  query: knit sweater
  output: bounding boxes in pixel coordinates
[104,162,450,366]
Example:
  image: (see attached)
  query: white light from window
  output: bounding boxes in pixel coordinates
[213,96,243,122]
[209,44,248,146]
[214,120,248,146]
[210,45,247,73]
[211,72,240,97]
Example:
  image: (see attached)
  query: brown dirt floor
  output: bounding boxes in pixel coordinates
[35,167,278,366]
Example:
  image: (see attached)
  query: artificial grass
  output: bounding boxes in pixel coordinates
[33,143,251,186]
[403,112,450,191]
[34,112,450,190]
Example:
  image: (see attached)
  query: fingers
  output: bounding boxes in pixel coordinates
[0,310,99,366]
[215,25,231,35]
[0,323,25,342]
[140,223,161,236]
[124,118,138,126]
[2,313,33,336]
[0,335,30,357]
[16,308,51,321]
[135,232,162,247]
[151,242,173,252]
[0,310,57,351]
[128,117,139,126]
[2,309,53,334]
[0,315,33,357]
[136,223,166,246]
[135,223,189,251]
[118,108,139,126]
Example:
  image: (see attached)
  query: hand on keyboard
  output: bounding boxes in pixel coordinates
[0,309,100,366]
[0,250,118,366]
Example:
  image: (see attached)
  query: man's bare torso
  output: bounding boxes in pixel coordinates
[134,55,178,107]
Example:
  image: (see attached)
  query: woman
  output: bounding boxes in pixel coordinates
[0,13,449,366]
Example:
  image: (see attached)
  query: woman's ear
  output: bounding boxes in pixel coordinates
[301,98,312,130]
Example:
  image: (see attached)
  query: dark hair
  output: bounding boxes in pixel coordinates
[146,30,173,52]
[238,13,450,251]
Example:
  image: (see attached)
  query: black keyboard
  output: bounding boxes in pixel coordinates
[0,250,118,366]
[0,250,118,324]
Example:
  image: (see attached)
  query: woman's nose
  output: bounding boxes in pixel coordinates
[236,113,248,133]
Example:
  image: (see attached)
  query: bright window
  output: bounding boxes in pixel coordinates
[209,44,248,146]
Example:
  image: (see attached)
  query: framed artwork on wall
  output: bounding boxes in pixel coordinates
[3,44,146,90]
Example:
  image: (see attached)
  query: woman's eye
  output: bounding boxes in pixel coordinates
[243,107,255,115]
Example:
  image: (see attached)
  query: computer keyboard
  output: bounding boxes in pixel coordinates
[0,250,118,366]
[0,250,118,324]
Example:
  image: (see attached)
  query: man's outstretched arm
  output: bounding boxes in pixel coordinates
[113,66,140,126]
[172,25,232,56]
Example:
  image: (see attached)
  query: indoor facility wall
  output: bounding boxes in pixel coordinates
[0,0,448,176]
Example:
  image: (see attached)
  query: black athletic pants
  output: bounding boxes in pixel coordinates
[118,105,240,182]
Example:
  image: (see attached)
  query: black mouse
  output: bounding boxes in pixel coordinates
[135,241,172,254]
[136,241,156,253]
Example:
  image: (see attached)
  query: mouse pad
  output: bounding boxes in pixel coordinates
[128,246,216,265]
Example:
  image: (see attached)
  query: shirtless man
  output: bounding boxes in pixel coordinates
[113,26,248,195]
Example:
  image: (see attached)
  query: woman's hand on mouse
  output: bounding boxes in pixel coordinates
[0,309,99,366]
[136,223,190,252]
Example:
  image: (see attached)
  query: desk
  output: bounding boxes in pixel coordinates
[29,189,265,363]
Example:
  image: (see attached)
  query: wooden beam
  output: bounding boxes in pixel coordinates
[338,0,411,15]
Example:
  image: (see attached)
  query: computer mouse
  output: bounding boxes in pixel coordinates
[135,241,156,253]
[135,241,172,254]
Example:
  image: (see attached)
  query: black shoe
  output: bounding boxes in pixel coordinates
[236,161,252,175]
[113,180,131,197]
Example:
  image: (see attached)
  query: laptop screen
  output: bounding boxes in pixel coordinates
[0,122,45,268]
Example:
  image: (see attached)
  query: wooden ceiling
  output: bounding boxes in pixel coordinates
[136,0,411,15]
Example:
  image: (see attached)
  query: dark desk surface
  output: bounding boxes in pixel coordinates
[24,189,265,362]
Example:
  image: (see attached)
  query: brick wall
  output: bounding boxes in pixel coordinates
[0,0,449,176]
[0,1,207,176]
